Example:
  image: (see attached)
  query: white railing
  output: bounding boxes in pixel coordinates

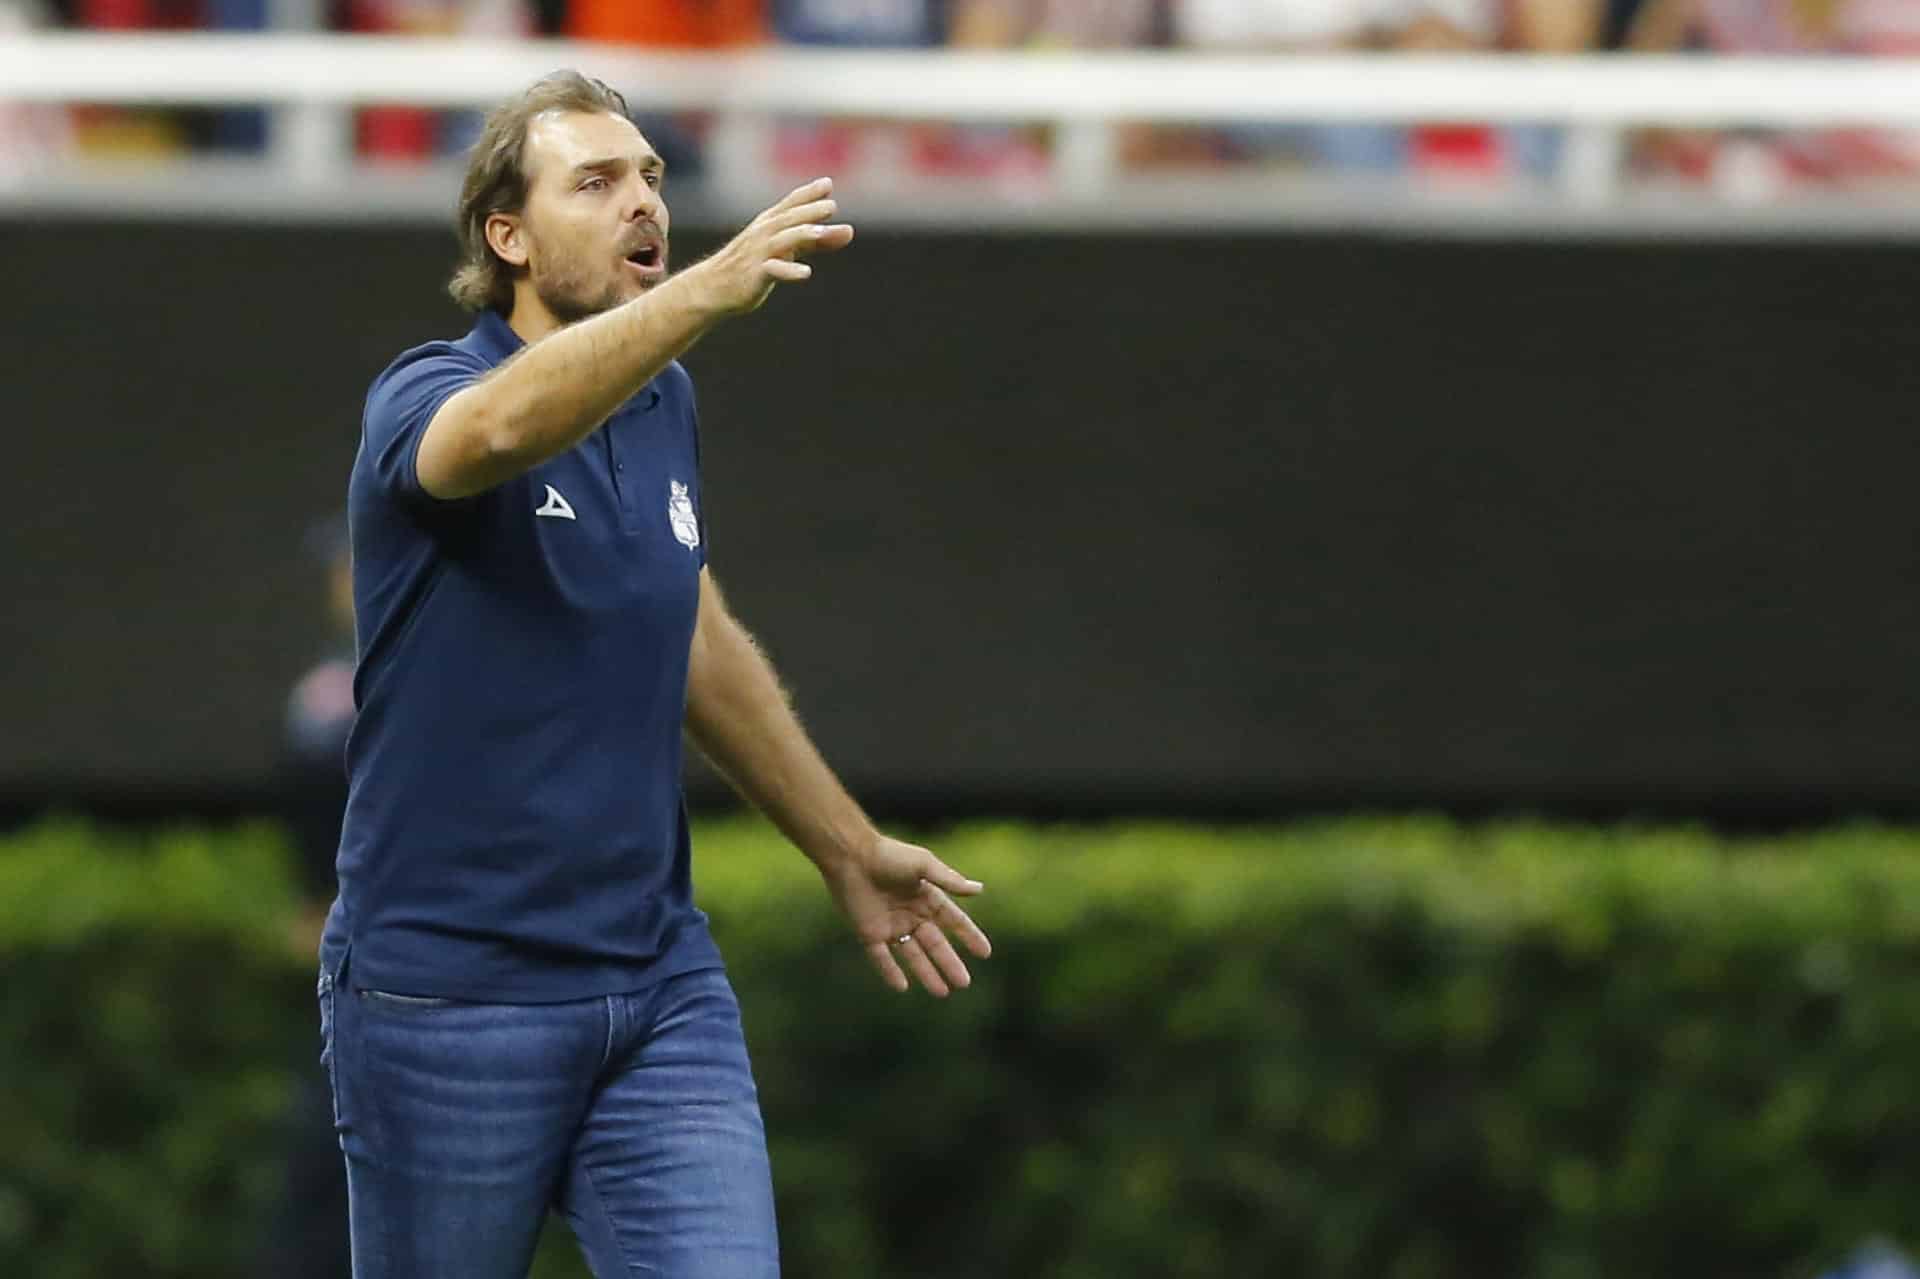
[3,33,1919,232]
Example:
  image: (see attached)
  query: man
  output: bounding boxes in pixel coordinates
[320,70,991,1279]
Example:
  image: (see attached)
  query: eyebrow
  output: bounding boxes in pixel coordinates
[572,153,667,179]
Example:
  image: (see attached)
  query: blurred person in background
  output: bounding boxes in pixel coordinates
[565,0,764,186]
[1494,0,1670,179]
[567,0,762,43]
[347,0,536,163]
[63,0,199,156]
[1507,0,1675,51]
[942,0,1167,178]
[1631,0,1920,190]
[1173,1,1495,53]
[1173,0,1499,176]
[0,0,71,175]
[258,515,356,1279]
[948,0,1165,45]
[772,0,936,44]
[283,515,357,956]
[759,0,943,182]
[320,71,989,1278]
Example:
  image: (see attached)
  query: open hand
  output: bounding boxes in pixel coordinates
[700,177,855,315]
[820,834,992,996]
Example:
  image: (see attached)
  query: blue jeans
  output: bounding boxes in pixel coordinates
[318,960,779,1278]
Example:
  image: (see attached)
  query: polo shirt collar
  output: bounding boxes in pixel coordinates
[471,309,525,363]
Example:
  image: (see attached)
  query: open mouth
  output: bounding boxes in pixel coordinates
[625,244,664,273]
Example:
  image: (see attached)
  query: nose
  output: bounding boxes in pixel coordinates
[625,175,659,222]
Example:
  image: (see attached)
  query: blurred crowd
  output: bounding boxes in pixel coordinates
[4,0,1918,188]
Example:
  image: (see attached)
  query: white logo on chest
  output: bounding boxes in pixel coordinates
[535,484,575,520]
[667,480,700,549]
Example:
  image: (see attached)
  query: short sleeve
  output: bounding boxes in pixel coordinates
[362,344,490,503]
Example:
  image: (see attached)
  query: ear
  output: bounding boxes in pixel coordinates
[485,211,528,269]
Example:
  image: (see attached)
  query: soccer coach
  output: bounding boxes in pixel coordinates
[318,71,991,1279]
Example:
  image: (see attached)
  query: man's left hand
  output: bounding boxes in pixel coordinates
[820,835,992,996]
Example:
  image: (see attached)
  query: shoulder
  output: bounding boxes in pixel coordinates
[362,339,494,448]
[369,338,491,399]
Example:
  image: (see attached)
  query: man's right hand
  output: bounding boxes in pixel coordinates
[693,178,855,316]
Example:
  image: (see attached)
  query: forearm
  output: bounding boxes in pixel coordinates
[686,611,872,871]
[440,267,723,494]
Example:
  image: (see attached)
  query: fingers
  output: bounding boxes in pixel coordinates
[763,176,833,219]
[763,260,812,283]
[769,223,854,262]
[928,885,993,959]
[921,855,985,899]
[812,223,855,251]
[708,176,851,316]
[913,919,973,992]
[771,197,839,232]
[864,940,910,994]
[894,934,950,998]
[854,845,992,996]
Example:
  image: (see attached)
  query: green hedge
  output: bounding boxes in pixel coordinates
[6,817,1920,1278]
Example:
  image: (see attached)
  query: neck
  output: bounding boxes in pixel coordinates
[505,289,563,345]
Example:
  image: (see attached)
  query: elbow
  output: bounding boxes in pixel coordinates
[466,401,531,468]
[455,399,539,480]
[417,397,533,500]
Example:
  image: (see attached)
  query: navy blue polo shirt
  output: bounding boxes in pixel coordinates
[321,309,722,1002]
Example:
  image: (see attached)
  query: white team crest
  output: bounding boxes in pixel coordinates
[667,480,700,549]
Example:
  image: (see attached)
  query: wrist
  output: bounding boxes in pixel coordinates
[805,814,877,874]
[671,258,733,322]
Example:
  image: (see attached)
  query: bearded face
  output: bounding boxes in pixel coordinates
[506,110,671,326]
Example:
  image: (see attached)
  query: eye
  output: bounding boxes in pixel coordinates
[580,176,608,192]
[645,172,662,190]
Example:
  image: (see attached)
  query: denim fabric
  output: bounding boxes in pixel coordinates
[318,961,778,1279]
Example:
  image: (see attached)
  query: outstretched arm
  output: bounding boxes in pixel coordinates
[416,179,852,499]
[684,570,991,996]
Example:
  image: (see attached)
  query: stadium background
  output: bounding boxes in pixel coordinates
[7,2,1920,1277]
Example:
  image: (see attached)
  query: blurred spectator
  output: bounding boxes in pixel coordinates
[256,514,356,1279]
[349,0,536,163]
[1505,0,1596,50]
[205,0,269,152]
[773,0,936,45]
[937,0,1165,181]
[1174,0,1494,50]
[281,514,355,954]
[0,0,72,177]
[565,2,764,187]
[1493,0,1626,180]
[754,0,951,183]
[949,0,1164,47]
[568,0,762,44]
[1634,0,1920,190]
[66,0,199,158]
[1504,0,1671,52]
[1171,2,1498,178]
[1697,0,1920,52]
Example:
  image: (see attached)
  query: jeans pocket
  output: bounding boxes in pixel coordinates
[357,988,461,1012]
